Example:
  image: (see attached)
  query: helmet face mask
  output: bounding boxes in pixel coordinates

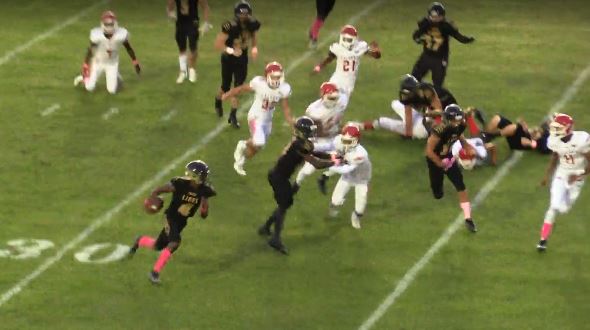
[428,2,446,22]
[320,82,339,108]
[101,11,118,35]
[340,123,361,152]
[265,62,284,89]
[549,113,574,138]
[185,160,209,184]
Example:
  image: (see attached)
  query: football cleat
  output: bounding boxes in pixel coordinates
[228,113,240,128]
[351,211,362,229]
[317,174,329,195]
[537,239,547,252]
[176,71,186,84]
[258,224,271,236]
[188,68,197,83]
[464,218,477,233]
[74,75,84,86]
[268,238,288,255]
[127,236,140,258]
[149,271,161,284]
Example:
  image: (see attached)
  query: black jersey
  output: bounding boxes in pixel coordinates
[271,138,314,178]
[221,17,261,51]
[434,86,457,109]
[431,122,466,156]
[400,82,438,110]
[165,177,216,220]
[413,18,473,59]
[175,0,199,23]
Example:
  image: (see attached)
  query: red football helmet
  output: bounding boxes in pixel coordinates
[320,82,339,108]
[339,25,358,50]
[101,11,118,34]
[341,123,361,151]
[549,113,574,138]
[265,61,284,89]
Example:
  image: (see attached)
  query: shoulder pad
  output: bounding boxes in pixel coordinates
[248,18,261,31]
[221,21,233,33]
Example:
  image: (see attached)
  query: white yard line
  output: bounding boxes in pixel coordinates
[0,0,385,308]
[161,109,178,121]
[101,107,119,120]
[358,62,590,330]
[40,103,61,117]
[0,0,109,67]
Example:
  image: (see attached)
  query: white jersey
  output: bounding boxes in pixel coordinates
[247,76,291,122]
[305,93,348,138]
[451,137,488,166]
[328,41,369,94]
[548,131,590,177]
[330,138,372,183]
[90,27,129,64]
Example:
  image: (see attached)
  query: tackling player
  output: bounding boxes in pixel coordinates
[166,0,212,84]
[74,11,141,94]
[128,160,216,284]
[312,25,381,104]
[214,0,261,128]
[224,62,293,176]
[411,2,475,88]
[259,117,340,254]
[537,113,590,251]
[425,104,477,232]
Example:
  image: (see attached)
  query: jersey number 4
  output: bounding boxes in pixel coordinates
[343,59,357,72]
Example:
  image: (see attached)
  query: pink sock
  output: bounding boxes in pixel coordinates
[540,223,553,240]
[153,248,172,273]
[466,116,480,136]
[310,18,324,40]
[460,202,471,219]
[138,236,155,249]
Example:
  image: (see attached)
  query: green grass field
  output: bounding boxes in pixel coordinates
[1,0,590,329]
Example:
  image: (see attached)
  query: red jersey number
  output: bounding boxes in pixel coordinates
[343,59,356,72]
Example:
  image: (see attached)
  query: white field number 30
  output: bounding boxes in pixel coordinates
[0,239,129,264]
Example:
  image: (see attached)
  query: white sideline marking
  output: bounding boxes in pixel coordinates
[40,104,61,117]
[161,109,178,121]
[0,0,385,308]
[358,62,590,330]
[0,0,110,67]
[101,107,119,120]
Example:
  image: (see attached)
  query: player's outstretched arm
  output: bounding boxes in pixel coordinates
[199,198,209,219]
[123,40,141,74]
[304,153,338,169]
[313,52,336,73]
[221,84,253,101]
[541,153,559,186]
[404,105,414,138]
[366,41,381,59]
[250,32,258,60]
[150,183,175,198]
[449,22,475,44]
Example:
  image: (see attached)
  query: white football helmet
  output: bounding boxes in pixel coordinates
[340,123,361,152]
[265,61,284,89]
[457,148,475,170]
[101,11,118,34]
[549,113,573,138]
[339,25,358,50]
[320,82,339,109]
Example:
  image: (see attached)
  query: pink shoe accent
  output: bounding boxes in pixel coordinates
[541,223,553,240]
[138,236,155,249]
[153,248,172,273]
[460,202,472,219]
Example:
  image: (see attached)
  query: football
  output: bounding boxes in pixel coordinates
[143,196,164,214]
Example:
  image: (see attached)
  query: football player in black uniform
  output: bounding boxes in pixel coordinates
[308,0,337,49]
[362,74,455,139]
[425,105,477,232]
[214,0,261,128]
[259,117,340,254]
[481,113,551,153]
[167,0,211,84]
[411,2,475,88]
[128,160,216,284]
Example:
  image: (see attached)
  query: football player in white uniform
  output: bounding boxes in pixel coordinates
[222,62,293,176]
[319,124,371,229]
[293,82,348,192]
[74,11,141,94]
[312,25,381,105]
[451,137,492,170]
[537,113,590,251]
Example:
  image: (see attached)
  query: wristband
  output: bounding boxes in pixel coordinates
[132,59,139,65]
[225,47,234,55]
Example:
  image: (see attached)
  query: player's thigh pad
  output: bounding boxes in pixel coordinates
[331,178,352,206]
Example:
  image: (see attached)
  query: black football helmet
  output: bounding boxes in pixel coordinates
[185,160,209,183]
[234,0,253,18]
[399,74,419,101]
[443,104,465,124]
[294,116,317,140]
[428,2,446,18]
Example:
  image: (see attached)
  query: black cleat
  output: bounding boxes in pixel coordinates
[537,239,547,252]
[291,182,300,195]
[258,225,272,236]
[464,218,477,233]
[317,174,329,195]
[215,107,223,118]
[149,271,161,284]
[268,238,289,255]
[127,237,140,258]
[228,114,240,128]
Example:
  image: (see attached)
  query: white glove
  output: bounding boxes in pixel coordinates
[199,21,213,35]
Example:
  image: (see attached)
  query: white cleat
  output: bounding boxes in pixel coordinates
[188,68,197,83]
[73,75,84,86]
[329,205,339,218]
[176,71,187,84]
[351,212,361,229]
[233,162,246,176]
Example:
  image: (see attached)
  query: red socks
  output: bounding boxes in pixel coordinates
[310,18,324,40]
[466,115,480,136]
[153,248,172,273]
[540,222,553,240]
[138,236,155,249]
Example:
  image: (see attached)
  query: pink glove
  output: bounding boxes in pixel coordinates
[313,65,321,73]
[441,157,456,171]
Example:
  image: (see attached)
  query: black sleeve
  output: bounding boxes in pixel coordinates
[221,20,232,34]
[312,151,332,159]
[412,18,429,42]
[446,21,474,43]
[248,18,261,32]
[200,184,217,198]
